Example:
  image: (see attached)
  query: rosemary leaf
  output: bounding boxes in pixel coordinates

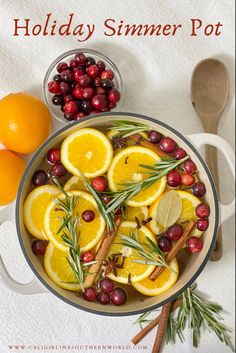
[108,121,149,138]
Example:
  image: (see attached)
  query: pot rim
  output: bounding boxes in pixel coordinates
[16,112,219,316]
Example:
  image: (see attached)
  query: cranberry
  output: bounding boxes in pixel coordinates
[109,102,117,109]
[108,89,120,104]
[82,210,95,222]
[48,80,60,94]
[32,170,47,186]
[173,147,187,160]
[51,162,67,177]
[91,110,101,114]
[52,95,63,106]
[92,176,108,192]
[96,87,106,95]
[78,74,92,87]
[32,240,48,256]
[72,87,84,99]
[73,68,84,82]
[87,64,99,79]
[111,288,127,306]
[114,207,122,215]
[86,56,96,66]
[53,74,62,83]
[101,79,114,89]
[159,137,177,153]
[158,235,172,252]
[187,237,203,253]
[167,170,181,187]
[61,70,72,82]
[82,250,95,263]
[64,113,75,121]
[75,112,86,119]
[75,52,86,65]
[101,69,114,80]
[94,77,102,87]
[64,101,78,115]
[92,94,108,110]
[148,130,162,144]
[97,292,110,305]
[195,204,210,219]
[181,173,195,186]
[82,87,94,99]
[64,95,74,103]
[47,148,60,165]
[196,219,209,231]
[183,159,197,174]
[99,278,114,293]
[97,61,106,71]
[83,287,96,301]
[166,224,183,241]
[192,182,206,197]
[59,82,70,94]
[100,195,113,205]
[56,62,68,73]
[69,59,77,68]
[81,100,92,113]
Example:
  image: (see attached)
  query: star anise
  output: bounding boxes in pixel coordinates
[103,253,126,277]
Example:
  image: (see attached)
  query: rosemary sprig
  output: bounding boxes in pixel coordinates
[119,230,174,272]
[106,156,189,214]
[52,175,97,292]
[135,283,235,351]
[108,120,149,138]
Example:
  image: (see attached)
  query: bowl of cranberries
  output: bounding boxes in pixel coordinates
[44,49,123,123]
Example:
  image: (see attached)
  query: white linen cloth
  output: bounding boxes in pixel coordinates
[0,1,235,352]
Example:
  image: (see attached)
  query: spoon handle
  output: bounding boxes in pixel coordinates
[205,145,223,261]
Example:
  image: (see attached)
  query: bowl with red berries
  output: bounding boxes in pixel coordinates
[44,49,123,123]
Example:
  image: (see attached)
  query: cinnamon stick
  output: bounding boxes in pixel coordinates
[84,217,122,288]
[132,299,182,345]
[152,302,172,353]
[149,220,195,281]
[129,134,169,158]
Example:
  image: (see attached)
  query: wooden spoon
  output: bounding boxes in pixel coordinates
[191,58,230,261]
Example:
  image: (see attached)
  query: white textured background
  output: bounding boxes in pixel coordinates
[0,1,235,353]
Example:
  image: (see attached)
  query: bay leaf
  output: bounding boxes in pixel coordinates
[156,190,182,229]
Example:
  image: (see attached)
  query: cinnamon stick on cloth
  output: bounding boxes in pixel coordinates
[129,134,169,158]
[132,299,182,345]
[149,220,195,281]
[152,302,172,353]
[84,217,122,288]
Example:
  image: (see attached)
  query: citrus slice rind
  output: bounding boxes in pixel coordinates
[44,244,81,291]
[107,146,166,207]
[149,190,203,237]
[106,221,157,284]
[61,128,113,178]
[43,190,105,252]
[23,185,59,240]
[132,258,179,296]
[124,206,149,222]
[64,175,87,192]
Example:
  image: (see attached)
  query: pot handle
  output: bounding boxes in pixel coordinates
[0,205,47,295]
[188,133,235,223]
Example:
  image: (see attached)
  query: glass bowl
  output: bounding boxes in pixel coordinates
[43,48,123,124]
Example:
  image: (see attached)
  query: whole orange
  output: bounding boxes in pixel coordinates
[0,150,26,206]
[0,93,51,154]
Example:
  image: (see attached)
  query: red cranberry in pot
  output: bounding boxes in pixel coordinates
[32,240,48,256]
[83,287,96,301]
[99,278,115,293]
[51,162,67,177]
[97,61,106,71]
[195,203,210,219]
[75,52,86,65]
[56,62,68,73]
[187,237,203,253]
[47,148,60,165]
[101,69,114,80]
[192,182,206,197]
[48,80,60,94]
[78,74,92,87]
[173,147,187,160]
[59,82,70,94]
[111,288,127,305]
[61,70,73,82]
[181,173,195,186]
[108,89,120,104]
[148,130,162,144]
[183,159,197,174]
[196,219,209,231]
[82,87,95,100]
[166,224,183,241]
[81,250,95,263]
[158,235,172,252]
[92,176,108,192]
[92,95,108,110]
[167,170,181,187]
[64,101,78,115]
[32,170,48,186]
[72,87,83,99]
[159,137,177,153]
[87,64,99,79]
[73,68,84,82]
[82,210,95,222]
[97,292,110,305]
